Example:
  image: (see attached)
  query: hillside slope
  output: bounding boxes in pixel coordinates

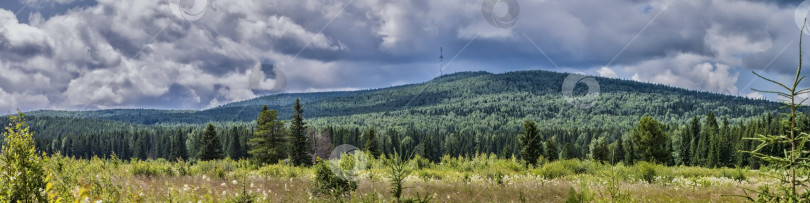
[27,70,779,132]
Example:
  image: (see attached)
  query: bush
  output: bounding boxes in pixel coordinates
[532,160,598,179]
[312,158,357,198]
[0,112,48,202]
[637,162,657,183]
[533,162,572,179]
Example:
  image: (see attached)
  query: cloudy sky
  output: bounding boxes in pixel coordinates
[0,0,807,112]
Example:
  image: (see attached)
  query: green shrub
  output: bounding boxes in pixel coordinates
[637,162,657,183]
[0,112,48,202]
[312,158,357,198]
[534,162,572,179]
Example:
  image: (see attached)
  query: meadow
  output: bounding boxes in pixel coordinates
[38,153,773,202]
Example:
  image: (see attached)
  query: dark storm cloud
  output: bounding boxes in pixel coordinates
[0,0,806,111]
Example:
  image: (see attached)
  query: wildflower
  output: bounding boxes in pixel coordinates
[220,183,226,187]
[232,180,238,185]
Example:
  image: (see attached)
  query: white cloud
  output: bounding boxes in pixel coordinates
[626,53,740,94]
[745,92,764,99]
[597,67,618,78]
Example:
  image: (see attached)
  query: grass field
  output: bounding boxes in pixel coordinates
[38,153,775,202]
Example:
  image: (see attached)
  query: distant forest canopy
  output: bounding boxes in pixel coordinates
[0,69,797,169]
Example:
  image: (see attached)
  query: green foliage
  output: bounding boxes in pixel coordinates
[741,20,810,201]
[637,161,658,184]
[249,106,287,165]
[631,116,670,164]
[560,143,575,160]
[386,152,413,202]
[364,128,381,158]
[312,158,357,198]
[565,183,594,203]
[198,123,224,161]
[519,120,543,166]
[0,112,48,202]
[289,99,312,166]
[589,137,610,163]
[171,129,188,161]
[545,138,559,162]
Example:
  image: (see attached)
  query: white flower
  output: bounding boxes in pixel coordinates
[232,180,238,185]
[221,183,226,187]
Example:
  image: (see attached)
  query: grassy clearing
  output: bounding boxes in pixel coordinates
[37,153,780,202]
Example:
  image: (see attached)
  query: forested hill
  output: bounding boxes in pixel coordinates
[26,70,778,131]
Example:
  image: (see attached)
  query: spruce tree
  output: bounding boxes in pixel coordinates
[289,98,312,166]
[228,126,242,160]
[544,138,558,162]
[171,128,188,161]
[198,123,224,161]
[590,137,610,163]
[519,120,543,166]
[631,116,670,164]
[614,138,625,164]
[686,115,700,165]
[704,112,719,167]
[249,105,287,165]
[364,128,381,157]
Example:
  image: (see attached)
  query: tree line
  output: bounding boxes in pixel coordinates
[12,97,806,169]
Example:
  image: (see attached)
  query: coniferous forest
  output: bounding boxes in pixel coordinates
[2,68,809,202]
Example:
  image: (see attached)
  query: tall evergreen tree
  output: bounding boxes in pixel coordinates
[198,123,224,161]
[544,137,558,162]
[519,120,543,166]
[590,137,610,163]
[228,127,242,160]
[686,115,700,165]
[631,116,670,164]
[613,138,625,164]
[170,129,188,161]
[719,117,731,167]
[249,106,287,165]
[704,112,719,167]
[134,134,148,160]
[289,99,312,166]
[364,127,381,157]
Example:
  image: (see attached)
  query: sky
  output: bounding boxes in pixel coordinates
[0,0,808,112]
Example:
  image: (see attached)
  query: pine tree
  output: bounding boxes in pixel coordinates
[544,137,558,162]
[198,123,224,161]
[704,112,719,167]
[519,120,543,166]
[686,115,700,165]
[289,98,312,166]
[719,117,731,167]
[631,116,670,164]
[249,105,287,165]
[613,138,625,164]
[590,137,610,163]
[364,128,381,157]
[228,127,242,160]
[170,128,188,161]
[134,134,148,160]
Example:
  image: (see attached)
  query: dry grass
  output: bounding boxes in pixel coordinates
[40,155,768,202]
